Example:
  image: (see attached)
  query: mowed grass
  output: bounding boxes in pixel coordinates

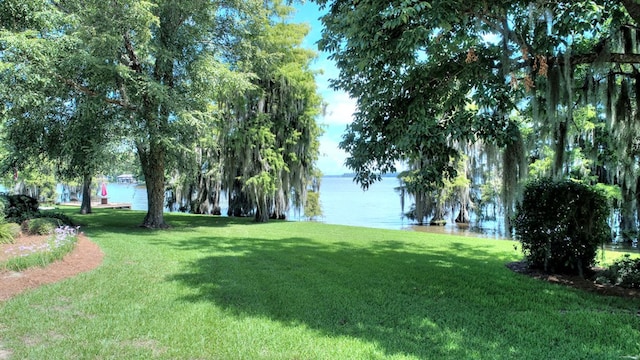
[0,209,639,359]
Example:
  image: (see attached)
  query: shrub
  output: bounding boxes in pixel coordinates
[0,223,22,244]
[24,217,62,235]
[37,211,75,226]
[0,224,15,244]
[513,178,611,277]
[597,255,640,289]
[0,196,6,224]
[4,222,21,238]
[304,191,322,220]
[1,193,40,224]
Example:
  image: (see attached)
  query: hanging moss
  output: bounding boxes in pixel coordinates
[502,122,527,233]
[547,65,561,117]
[606,72,617,125]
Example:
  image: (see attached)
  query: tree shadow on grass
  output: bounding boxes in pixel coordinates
[66,209,254,237]
[167,236,638,359]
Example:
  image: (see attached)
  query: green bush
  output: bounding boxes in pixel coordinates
[1,193,40,224]
[0,196,6,224]
[0,223,18,244]
[24,217,62,235]
[513,178,611,277]
[37,211,75,226]
[0,222,22,244]
[598,255,640,289]
[304,191,322,220]
[4,222,21,238]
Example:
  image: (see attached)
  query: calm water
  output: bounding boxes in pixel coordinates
[77,177,508,239]
[4,179,638,248]
[307,176,508,239]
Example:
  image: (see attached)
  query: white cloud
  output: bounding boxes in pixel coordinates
[320,92,357,126]
[317,137,350,175]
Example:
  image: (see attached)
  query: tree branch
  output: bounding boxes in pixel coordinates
[123,31,143,74]
[621,0,640,26]
[56,75,137,110]
[548,52,640,67]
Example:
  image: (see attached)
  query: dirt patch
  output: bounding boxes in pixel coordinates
[0,348,12,360]
[0,234,104,301]
[506,260,640,299]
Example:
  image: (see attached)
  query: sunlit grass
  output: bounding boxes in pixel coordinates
[0,208,638,359]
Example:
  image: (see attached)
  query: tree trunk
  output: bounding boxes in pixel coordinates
[553,120,568,179]
[138,140,168,229]
[455,206,470,223]
[620,181,637,242]
[80,173,92,215]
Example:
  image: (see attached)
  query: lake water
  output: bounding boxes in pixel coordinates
[73,177,509,239]
[5,179,639,248]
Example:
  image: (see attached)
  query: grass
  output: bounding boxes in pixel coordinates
[0,208,638,359]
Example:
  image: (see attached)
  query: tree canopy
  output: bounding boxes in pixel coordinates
[0,0,323,227]
[317,0,640,236]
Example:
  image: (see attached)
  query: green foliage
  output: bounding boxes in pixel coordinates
[514,178,611,276]
[304,191,322,220]
[1,193,39,223]
[593,183,622,207]
[0,196,6,225]
[0,227,13,244]
[4,222,22,238]
[1,210,638,358]
[0,222,21,244]
[24,217,62,235]
[1,225,79,271]
[316,0,640,235]
[219,9,323,222]
[598,254,640,289]
[0,223,22,244]
[37,211,76,227]
[0,0,300,228]
[528,146,554,180]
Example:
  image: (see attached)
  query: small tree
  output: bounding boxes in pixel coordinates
[513,178,611,277]
[304,191,322,221]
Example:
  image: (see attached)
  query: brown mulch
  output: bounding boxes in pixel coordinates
[0,233,104,301]
[506,260,640,299]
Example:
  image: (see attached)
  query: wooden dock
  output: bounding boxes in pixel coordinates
[59,201,132,210]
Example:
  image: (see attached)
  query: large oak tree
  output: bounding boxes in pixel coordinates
[317,0,640,233]
[1,0,272,228]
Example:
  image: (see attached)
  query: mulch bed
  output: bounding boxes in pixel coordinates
[506,260,640,299]
[0,234,104,301]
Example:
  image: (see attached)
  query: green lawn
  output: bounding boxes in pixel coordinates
[1,209,638,359]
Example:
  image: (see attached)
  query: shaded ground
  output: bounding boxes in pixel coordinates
[0,233,637,302]
[506,260,640,300]
[0,234,103,301]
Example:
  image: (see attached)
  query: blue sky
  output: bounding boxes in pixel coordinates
[291,2,355,176]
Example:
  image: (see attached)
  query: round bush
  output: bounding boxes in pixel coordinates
[3,222,22,238]
[24,217,62,235]
[2,194,39,224]
[0,223,21,244]
[513,178,611,277]
[37,211,75,226]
